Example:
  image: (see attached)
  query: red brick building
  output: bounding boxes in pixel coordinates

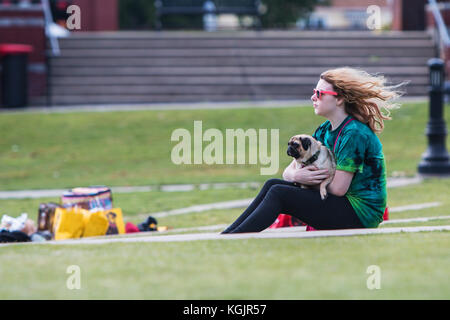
[69,0,118,31]
[309,0,428,31]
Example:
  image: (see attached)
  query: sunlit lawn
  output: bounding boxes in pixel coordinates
[0,102,449,300]
[1,102,448,190]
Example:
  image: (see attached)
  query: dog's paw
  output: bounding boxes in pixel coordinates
[320,190,328,201]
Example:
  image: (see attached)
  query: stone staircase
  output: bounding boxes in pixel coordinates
[42,30,435,105]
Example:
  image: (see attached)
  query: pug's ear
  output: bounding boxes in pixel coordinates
[300,137,311,150]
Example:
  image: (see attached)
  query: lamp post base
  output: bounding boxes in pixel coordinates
[418,160,450,176]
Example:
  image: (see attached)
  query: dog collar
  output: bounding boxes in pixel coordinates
[301,150,321,167]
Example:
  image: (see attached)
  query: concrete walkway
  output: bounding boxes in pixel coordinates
[0,182,261,199]
[0,176,424,200]
[0,96,426,115]
[3,100,311,114]
[144,200,442,219]
[89,214,450,238]
[2,215,449,247]
[13,225,450,246]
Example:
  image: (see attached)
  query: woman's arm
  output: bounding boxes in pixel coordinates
[284,160,353,196]
[282,159,297,181]
[283,159,330,185]
[327,170,354,196]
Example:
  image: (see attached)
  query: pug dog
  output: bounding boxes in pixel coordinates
[287,134,336,200]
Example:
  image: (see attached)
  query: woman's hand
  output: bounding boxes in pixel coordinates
[283,159,329,185]
[292,165,330,185]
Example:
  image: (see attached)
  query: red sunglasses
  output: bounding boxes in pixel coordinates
[313,89,338,99]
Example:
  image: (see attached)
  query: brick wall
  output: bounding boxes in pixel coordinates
[70,0,118,31]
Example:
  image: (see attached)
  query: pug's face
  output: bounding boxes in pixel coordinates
[287,134,316,160]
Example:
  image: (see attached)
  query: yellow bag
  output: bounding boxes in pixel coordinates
[103,208,125,235]
[82,211,109,238]
[53,207,86,240]
[53,207,125,240]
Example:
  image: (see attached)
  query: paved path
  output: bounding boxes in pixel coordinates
[85,215,450,239]
[0,176,424,200]
[17,225,450,246]
[388,202,442,213]
[1,97,426,115]
[169,200,441,218]
[2,216,449,247]
[71,214,450,240]
[150,198,255,218]
[1,100,312,114]
[381,215,450,224]
[0,182,261,199]
[142,200,441,220]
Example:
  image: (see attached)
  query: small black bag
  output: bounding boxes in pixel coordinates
[138,216,158,232]
[0,230,30,243]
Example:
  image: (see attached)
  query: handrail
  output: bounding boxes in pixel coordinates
[41,0,60,56]
[428,0,450,55]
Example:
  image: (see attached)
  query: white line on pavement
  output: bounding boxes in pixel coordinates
[2,219,449,247]
[59,215,450,241]
[0,176,423,200]
[138,200,442,220]
[33,225,450,245]
[150,199,254,218]
[381,215,450,224]
[388,202,442,212]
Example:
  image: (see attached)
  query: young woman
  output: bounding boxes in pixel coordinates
[221,67,403,234]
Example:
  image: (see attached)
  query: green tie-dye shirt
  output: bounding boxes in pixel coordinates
[313,115,387,228]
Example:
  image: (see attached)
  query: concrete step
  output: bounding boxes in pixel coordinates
[57,47,434,57]
[50,56,430,67]
[57,38,434,49]
[50,75,427,86]
[50,66,428,76]
[62,30,432,39]
[45,31,433,104]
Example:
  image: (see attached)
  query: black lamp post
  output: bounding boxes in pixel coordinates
[418,58,450,176]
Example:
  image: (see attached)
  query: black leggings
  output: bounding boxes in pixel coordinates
[222,178,364,234]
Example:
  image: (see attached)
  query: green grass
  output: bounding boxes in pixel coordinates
[0,176,449,300]
[0,102,449,190]
[1,176,448,228]
[1,103,450,300]
[1,232,448,299]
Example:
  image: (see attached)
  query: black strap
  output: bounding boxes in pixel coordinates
[301,150,321,167]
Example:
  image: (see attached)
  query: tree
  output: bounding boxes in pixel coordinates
[119,0,157,30]
[118,0,325,30]
[259,0,325,29]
